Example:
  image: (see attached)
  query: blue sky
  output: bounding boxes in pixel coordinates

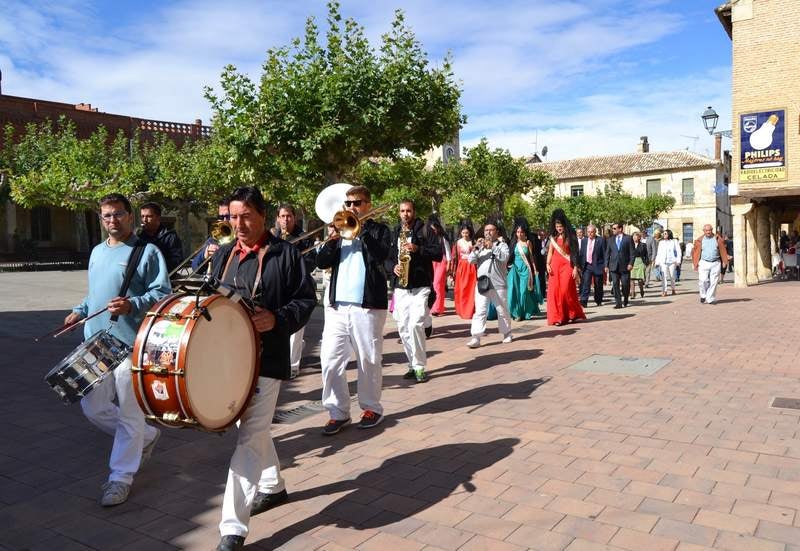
[0,0,732,161]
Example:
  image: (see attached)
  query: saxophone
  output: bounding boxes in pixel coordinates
[398,227,411,288]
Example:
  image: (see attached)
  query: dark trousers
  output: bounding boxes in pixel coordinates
[580,269,604,305]
[609,270,630,306]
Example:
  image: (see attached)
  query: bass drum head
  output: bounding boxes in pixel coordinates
[184,297,258,430]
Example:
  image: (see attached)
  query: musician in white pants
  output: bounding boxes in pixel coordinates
[467,221,512,348]
[65,193,170,507]
[316,185,393,435]
[385,200,443,383]
[210,187,316,551]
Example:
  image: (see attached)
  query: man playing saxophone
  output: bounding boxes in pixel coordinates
[385,199,443,383]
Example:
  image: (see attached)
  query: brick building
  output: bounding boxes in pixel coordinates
[0,70,210,261]
[716,0,800,286]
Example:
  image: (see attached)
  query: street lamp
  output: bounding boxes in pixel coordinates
[701,106,732,138]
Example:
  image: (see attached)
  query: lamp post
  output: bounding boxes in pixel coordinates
[701,106,732,138]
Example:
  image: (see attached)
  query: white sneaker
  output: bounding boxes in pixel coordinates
[289,366,299,379]
[467,337,480,348]
[502,334,513,343]
[100,481,130,507]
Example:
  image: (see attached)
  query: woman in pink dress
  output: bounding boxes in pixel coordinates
[546,209,586,326]
[452,225,477,320]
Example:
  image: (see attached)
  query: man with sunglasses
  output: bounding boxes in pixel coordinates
[64,193,171,507]
[316,185,392,434]
[190,198,231,273]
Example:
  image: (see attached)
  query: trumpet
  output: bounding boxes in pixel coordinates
[168,220,236,280]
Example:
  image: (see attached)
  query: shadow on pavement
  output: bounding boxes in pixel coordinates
[712,298,753,304]
[253,438,521,549]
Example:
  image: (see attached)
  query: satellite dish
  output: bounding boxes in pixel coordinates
[541,146,548,158]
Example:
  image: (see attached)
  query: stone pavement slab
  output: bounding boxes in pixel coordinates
[3,270,800,551]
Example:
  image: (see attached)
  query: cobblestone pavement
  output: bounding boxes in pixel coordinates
[3,268,800,551]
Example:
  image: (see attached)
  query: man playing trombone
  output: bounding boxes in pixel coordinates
[316,185,392,434]
[385,199,442,383]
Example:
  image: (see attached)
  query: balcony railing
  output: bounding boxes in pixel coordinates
[681,193,695,205]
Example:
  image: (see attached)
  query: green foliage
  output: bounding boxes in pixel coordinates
[206,1,464,202]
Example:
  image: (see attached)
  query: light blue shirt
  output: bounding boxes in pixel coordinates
[335,238,365,305]
[700,236,720,262]
[73,235,171,346]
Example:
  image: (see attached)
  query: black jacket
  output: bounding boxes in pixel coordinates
[140,224,184,272]
[385,218,443,289]
[605,234,635,272]
[632,242,649,264]
[210,233,317,380]
[316,219,392,309]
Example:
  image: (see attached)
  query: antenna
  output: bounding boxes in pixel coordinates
[680,134,699,152]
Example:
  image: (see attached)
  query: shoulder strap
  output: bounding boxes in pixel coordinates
[111,238,146,322]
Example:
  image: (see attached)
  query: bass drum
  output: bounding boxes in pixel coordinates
[132,293,260,431]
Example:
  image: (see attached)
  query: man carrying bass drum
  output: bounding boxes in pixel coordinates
[64,193,171,507]
[209,187,317,551]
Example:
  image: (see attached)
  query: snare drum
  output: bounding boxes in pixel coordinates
[132,293,259,431]
[45,330,131,403]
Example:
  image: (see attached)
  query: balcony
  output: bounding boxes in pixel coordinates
[681,193,695,205]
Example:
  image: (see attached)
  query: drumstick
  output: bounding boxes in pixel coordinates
[35,307,109,341]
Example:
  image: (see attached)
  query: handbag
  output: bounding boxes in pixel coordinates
[476,252,494,294]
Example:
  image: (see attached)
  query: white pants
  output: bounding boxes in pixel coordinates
[471,287,511,339]
[321,304,386,420]
[698,259,722,303]
[220,376,282,538]
[659,264,677,292]
[289,327,305,377]
[393,287,430,371]
[80,356,158,485]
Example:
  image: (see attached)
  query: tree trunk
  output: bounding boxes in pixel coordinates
[73,209,90,252]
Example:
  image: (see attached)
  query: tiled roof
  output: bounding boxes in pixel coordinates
[528,151,720,180]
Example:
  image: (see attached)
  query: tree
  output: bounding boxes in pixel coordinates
[206,1,464,206]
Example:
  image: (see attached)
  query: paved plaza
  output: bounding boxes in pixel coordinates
[2,269,800,550]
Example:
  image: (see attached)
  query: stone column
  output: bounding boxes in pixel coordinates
[756,205,772,281]
[731,200,753,288]
[769,211,778,255]
[746,210,759,285]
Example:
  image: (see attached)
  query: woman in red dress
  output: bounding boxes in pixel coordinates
[546,209,586,326]
[452,225,477,320]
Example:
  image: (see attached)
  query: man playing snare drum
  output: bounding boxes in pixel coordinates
[209,186,317,551]
[64,193,171,506]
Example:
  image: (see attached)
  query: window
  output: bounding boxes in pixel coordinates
[570,185,584,197]
[645,178,661,196]
[682,223,694,245]
[31,206,52,241]
[681,178,694,204]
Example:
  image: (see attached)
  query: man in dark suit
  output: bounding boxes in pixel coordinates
[579,224,606,307]
[605,222,635,309]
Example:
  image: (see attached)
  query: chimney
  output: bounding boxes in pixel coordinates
[637,136,650,153]
[75,103,98,112]
[714,133,722,161]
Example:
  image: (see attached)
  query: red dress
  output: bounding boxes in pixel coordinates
[546,235,586,325]
[453,239,476,320]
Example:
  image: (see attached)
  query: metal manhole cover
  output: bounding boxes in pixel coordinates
[770,397,800,410]
[272,396,358,424]
[568,355,671,376]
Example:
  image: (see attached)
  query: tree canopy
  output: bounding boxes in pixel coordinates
[205,0,464,207]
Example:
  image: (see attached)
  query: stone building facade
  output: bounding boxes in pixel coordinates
[717,0,800,286]
[528,138,732,240]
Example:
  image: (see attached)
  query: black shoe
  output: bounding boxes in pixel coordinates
[595,302,602,307]
[217,535,244,551]
[322,418,351,436]
[251,489,288,515]
[403,370,416,380]
[613,304,622,309]
[700,297,706,303]
[580,301,588,307]
[358,410,384,429]
[623,301,628,308]
[424,325,433,338]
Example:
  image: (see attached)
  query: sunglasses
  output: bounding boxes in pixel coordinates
[217,214,231,221]
[343,200,364,207]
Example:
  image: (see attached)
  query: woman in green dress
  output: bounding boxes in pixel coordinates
[507,222,542,320]
[630,231,649,298]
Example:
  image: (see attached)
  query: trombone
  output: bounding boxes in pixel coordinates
[300,204,393,254]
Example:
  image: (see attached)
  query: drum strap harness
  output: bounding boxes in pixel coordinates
[111,238,146,323]
[220,244,269,313]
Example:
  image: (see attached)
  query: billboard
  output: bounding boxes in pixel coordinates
[740,109,786,183]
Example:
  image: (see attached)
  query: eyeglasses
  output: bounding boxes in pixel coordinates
[100,211,128,221]
[217,214,231,221]
[343,200,364,207]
